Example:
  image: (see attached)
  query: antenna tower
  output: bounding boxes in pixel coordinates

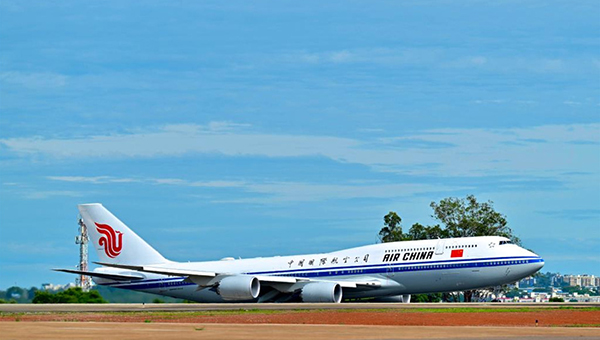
[75,217,92,291]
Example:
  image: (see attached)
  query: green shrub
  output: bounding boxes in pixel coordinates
[32,287,107,304]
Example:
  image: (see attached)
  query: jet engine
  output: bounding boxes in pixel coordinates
[217,275,261,301]
[300,282,342,303]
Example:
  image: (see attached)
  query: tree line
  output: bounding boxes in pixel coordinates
[0,286,185,304]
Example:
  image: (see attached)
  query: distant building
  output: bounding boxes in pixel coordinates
[580,275,596,288]
[563,275,581,287]
[561,274,600,288]
[550,274,563,287]
[518,276,536,287]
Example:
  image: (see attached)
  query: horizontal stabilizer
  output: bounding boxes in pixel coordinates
[53,268,145,281]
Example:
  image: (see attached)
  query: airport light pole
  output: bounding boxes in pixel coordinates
[75,218,92,292]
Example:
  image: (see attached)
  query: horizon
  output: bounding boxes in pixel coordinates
[0,1,598,289]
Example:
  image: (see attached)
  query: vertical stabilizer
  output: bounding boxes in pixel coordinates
[78,203,168,265]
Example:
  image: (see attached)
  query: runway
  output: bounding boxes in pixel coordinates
[2,304,599,339]
[1,302,599,313]
[1,322,599,340]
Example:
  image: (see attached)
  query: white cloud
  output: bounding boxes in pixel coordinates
[23,190,83,200]
[47,175,246,189]
[188,180,246,188]
[290,48,441,66]
[213,181,469,204]
[0,71,67,89]
[4,242,71,255]
[285,48,596,75]
[329,50,353,63]
[0,123,360,159]
[536,59,564,73]
[150,178,245,188]
[151,178,187,185]
[470,56,487,65]
[358,128,385,133]
[46,175,468,203]
[206,121,251,132]
[47,176,139,184]
[3,123,599,180]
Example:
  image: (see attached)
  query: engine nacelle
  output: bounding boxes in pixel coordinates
[217,275,261,301]
[300,282,342,303]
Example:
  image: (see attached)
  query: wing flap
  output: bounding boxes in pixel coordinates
[333,279,383,288]
[353,281,382,287]
[254,275,299,284]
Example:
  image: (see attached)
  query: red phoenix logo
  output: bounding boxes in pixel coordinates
[95,222,123,258]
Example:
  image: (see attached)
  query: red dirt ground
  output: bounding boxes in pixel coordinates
[2,309,599,327]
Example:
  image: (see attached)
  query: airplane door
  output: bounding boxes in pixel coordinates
[158,278,166,292]
[435,239,445,255]
[387,263,394,278]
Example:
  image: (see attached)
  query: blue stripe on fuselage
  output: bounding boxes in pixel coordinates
[101,256,543,291]
[246,255,541,276]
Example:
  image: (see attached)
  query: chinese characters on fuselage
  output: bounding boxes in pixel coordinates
[288,254,370,268]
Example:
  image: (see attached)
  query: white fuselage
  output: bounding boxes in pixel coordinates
[95,236,544,302]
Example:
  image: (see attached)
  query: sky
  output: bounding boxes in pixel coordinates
[0,1,599,289]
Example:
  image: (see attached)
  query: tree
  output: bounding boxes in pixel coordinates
[32,291,55,304]
[32,287,107,304]
[430,195,520,245]
[405,223,448,240]
[378,195,521,302]
[411,293,442,303]
[378,212,405,243]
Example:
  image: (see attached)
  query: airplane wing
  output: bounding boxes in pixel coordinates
[94,261,379,288]
[53,268,145,281]
[95,262,298,284]
[94,262,217,278]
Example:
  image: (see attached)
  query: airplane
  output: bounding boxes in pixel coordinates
[56,203,544,303]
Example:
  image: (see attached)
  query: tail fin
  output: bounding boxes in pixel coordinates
[78,203,168,265]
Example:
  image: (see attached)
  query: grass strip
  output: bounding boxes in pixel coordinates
[1,306,599,318]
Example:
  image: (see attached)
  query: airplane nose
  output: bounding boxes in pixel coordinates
[529,255,544,274]
[534,258,545,271]
[525,249,545,271]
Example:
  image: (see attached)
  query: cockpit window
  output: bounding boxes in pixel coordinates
[499,240,513,245]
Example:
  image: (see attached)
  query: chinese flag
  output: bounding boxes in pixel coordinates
[451,249,464,258]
